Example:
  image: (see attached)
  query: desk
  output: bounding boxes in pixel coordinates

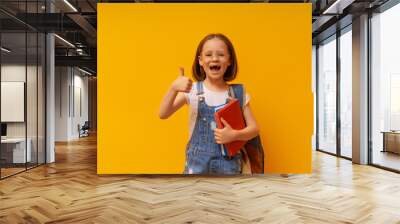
[1,138,31,163]
[382,131,400,154]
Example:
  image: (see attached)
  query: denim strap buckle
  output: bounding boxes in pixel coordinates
[223,155,233,160]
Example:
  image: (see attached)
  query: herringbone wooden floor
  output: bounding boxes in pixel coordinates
[1,134,400,224]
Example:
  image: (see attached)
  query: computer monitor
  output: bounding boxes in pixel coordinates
[1,123,7,137]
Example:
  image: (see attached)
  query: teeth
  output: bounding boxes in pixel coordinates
[210,65,220,70]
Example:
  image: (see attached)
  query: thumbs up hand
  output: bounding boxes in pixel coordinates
[214,118,238,144]
[171,67,193,93]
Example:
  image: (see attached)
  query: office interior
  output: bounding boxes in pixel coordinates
[0,0,97,179]
[0,0,399,222]
[313,0,400,172]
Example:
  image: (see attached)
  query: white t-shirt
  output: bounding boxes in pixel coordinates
[184,82,250,137]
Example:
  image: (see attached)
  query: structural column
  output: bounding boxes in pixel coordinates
[46,1,55,163]
[352,14,369,164]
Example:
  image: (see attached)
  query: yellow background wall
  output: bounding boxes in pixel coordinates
[98,3,312,174]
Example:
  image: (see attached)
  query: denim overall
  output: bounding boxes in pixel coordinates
[184,82,243,174]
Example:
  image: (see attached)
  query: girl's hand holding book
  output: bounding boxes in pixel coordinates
[214,118,238,144]
[171,67,193,93]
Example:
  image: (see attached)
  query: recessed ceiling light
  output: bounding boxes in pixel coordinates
[63,0,78,12]
[77,67,93,76]
[54,34,75,48]
[1,47,11,53]
[322,0,354,15]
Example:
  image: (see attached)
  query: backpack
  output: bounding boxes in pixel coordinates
[228,84,265,174]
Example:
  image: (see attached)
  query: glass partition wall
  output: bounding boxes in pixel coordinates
[317,35,337,155]
[316,0,400,172]
[339,27,352,159]
[1,31,27,177]
[370,3,400,172]
[0,1,46,179]
[316,26,353,159]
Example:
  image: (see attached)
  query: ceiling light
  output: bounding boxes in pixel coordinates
[54,34,75,48]
[63,0,78,12]
[322,0,355,15]
[76,48,85,55]
[1,47,11,53]
[78,67,93,76]
[323,0,342,14]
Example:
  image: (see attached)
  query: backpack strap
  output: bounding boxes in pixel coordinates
[196,81,204,95]
[229,84,245,111]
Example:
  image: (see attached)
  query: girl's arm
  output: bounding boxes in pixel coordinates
[159,88,187,119]
[159,70,192,119]
[214,104,259,144]
[234,104,259,141]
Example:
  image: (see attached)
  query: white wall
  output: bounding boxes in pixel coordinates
[1,82,24,122]
[55,67,70,141]
[75,70,89,139]
[312,45,316,151]
[55,67,89,141]
[1,65,38,137]
[1,63,46,164]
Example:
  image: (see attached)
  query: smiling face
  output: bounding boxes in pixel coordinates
[198,38,231,82]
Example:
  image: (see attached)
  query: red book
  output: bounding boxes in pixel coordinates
[214,99,246,156]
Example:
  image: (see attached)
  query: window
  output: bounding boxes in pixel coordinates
[317,35,337,154]
[340,28,352,158]
[371,2,400,171]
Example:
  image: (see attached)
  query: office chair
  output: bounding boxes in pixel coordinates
[79,121,90,138]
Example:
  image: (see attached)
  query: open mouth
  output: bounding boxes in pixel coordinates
[209,65,221,72]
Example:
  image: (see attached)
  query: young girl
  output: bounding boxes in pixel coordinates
[159,33,259,174]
